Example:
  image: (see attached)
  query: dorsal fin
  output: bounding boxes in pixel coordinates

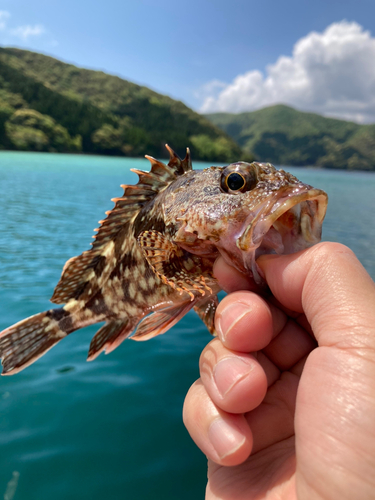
[51,145,192,305]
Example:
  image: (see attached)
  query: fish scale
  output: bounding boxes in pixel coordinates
[0,145,328,375]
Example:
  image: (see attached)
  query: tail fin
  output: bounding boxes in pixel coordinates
[0,309,74,375]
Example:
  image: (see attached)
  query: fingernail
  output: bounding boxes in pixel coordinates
[208,419,246,460]
[213,357,255,398]
[216,302,251,341]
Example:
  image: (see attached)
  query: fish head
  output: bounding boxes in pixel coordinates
[162,161,328,284]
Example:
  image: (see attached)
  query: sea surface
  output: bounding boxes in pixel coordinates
[0,151,374,500]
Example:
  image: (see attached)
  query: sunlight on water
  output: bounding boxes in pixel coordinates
[0,151,374,500]
[3,471,19,500]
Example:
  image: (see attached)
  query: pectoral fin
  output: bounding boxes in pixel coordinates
[137,230,215,300]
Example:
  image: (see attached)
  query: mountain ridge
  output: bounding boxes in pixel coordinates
[205,104,375,170]
[0,47,247,162]
[1,47,374,170]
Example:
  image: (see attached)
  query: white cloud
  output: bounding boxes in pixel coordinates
[10,24,45,40]
[200,21,375,123]
[0,10,47,43]
[0,10,10,30]
[194,79,227,101]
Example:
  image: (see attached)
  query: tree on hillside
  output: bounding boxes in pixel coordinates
[5,109,82,152]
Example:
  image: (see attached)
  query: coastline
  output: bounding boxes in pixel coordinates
[1,149,374,172]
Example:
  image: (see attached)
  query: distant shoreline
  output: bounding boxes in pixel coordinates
[1,149,374,173]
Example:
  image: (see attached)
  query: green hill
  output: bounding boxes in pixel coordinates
[0,47,248,163]
[205,105,375,170]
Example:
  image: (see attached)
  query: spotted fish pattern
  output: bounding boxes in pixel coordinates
[0,145,328,375]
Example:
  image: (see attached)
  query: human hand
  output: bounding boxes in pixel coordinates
[183,242,375,499]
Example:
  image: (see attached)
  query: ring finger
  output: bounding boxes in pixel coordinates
[183,379,253,466]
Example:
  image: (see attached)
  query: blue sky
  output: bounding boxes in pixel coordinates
[1,0,375,122]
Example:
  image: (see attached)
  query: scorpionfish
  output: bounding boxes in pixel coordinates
[0,145,328,375]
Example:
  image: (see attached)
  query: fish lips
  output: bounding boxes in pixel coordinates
[236,187,328,284]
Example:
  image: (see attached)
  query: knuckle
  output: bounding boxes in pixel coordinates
[199,339,220,371]
[307,242,357,283]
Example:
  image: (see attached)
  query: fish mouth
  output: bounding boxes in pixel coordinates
[237,187,328,283]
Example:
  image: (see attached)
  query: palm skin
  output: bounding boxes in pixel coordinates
[183,243,375,499]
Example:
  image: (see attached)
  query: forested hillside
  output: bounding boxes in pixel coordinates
[2,48,374,170]
[0,48,247,162]
[206,105,375,170]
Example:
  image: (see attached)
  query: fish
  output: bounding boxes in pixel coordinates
[0,145,328,375]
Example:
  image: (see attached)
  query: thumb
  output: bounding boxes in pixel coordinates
[259,242,375,499]
[257,242,375,349]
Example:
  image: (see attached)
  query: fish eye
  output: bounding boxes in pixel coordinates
[227,172,246,191]
[220,164,258,194]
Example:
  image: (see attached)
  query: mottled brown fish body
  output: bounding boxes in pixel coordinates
[0,146,327,375]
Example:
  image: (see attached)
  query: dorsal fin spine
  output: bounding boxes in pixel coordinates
[182,147,192,171]
[165,144,182,171]
[145,155,176,180]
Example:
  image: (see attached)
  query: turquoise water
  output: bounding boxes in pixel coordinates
[0,151,374,500]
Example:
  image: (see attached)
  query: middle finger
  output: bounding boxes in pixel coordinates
[199,338,268,414]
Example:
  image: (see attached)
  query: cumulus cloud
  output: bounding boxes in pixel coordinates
[200,21,375,123]
[10,24,45,40]
[0,10,10,30]
[194,79,227,101]
[0,10,46,43]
